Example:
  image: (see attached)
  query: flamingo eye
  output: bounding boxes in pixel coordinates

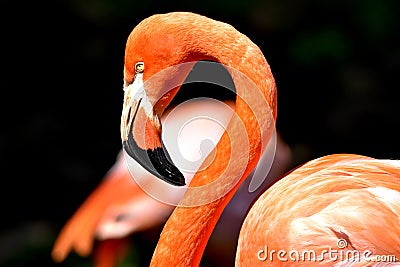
[135,62,145,73]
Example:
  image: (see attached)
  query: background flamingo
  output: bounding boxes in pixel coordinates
[51,97,292,266]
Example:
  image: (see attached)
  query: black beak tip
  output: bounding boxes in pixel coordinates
[123,139,186,187]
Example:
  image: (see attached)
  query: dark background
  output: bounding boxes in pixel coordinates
[2,0,399,266]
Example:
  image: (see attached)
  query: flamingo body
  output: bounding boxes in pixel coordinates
[237,154,400,266]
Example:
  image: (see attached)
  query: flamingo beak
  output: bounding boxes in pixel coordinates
[120,72,185,186]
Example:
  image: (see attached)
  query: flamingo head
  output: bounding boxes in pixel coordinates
[120,14,199,187]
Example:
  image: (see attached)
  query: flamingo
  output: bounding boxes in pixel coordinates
[120,11,400,266]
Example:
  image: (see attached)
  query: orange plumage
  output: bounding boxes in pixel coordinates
[237,154,400,265]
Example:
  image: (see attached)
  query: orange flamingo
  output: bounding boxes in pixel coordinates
[120,12,400,266]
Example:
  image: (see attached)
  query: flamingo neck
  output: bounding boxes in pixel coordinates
[149,13,277,266]
[150,178,250,266]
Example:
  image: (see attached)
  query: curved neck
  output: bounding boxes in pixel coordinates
[150,15,277,267]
